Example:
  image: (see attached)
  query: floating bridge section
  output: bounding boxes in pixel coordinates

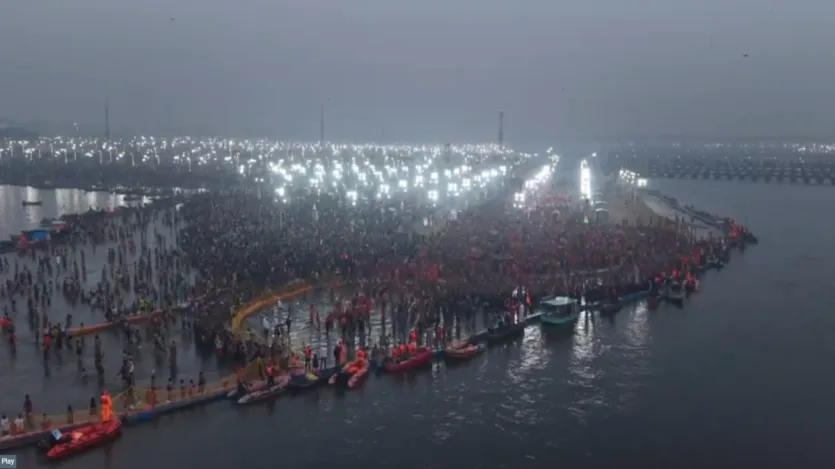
[615,155,835,185]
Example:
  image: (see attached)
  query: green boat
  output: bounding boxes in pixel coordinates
[539,296,580,326]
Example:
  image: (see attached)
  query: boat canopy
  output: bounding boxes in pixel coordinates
[541,296,576,307]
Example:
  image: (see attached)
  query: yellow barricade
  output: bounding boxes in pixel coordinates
[230,282,314,335]
[229,275,345,337]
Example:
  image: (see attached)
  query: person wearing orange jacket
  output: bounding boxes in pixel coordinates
[100,390,112,422]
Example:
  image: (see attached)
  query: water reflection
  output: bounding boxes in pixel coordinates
[0,185,155,238]
[567,310,606,421]
[23,186,41,227]
[616,304,652,410]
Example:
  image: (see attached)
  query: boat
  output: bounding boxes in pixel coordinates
[287,367,338,391]
[539,296,580,327]
[618,285,652,304]
[45,418,122,460]
[708,257,724,270]
[22,200,42,206]
[383,348,433,373]
[599,302,622,315]
[444,343,485,362]
[226,379,268,400]
[743,232,758,244]
[481,317,527,344]
[347,364,369,388]
[329,359,370,387]
[663,293,684,307]
[684,280,699,294]
[236,375,290,405]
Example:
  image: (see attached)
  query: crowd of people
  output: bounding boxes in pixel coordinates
[177,160,730,366]
[0,153,737,437]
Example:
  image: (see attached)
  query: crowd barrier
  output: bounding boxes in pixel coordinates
[230,276,342,335]
[230,281,311,334]
[67,309,167,337]
[65,299,198,338]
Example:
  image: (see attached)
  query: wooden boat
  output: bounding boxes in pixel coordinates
[45,418,122,460]
[484,321,526,345]
[236,375,290,405]
[444,343,485,362]
[22,200,42,206]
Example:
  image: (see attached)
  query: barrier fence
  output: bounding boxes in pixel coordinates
[230,275,343,336]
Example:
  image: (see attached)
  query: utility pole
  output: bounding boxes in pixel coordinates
[498,111,504,147]
[105,98,110,140]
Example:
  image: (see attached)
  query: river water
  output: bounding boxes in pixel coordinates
[0,185,154,240]
[6,181,833,468]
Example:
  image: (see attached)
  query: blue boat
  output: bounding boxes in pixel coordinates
[539,296,580,326]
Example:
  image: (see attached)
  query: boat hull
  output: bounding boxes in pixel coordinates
[46,418,122,460]
[599,303,622,315]
[236,376,290,405]
[540,312,580,326]
[444,344,485,362]
[383,349,433,373]
[483,322,526,345]
[287,367,338,391]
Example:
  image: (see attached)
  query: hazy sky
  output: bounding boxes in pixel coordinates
[1,0,833,144]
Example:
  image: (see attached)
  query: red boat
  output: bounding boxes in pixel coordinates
[46,418,122,460]
[383,348,433,373]
[444,343,485,362]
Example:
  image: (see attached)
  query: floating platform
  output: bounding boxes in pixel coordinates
[122,388,231,425]
[616,153,835,185]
